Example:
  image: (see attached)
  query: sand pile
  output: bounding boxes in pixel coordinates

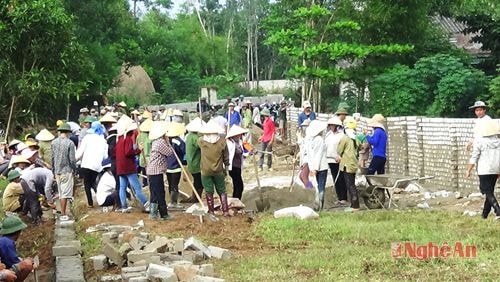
[242,186,316,211]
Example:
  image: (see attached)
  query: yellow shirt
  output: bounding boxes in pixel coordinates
[2,182,24,212]
[337,135,360,173]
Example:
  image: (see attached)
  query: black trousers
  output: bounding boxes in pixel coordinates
[81,167,98,206]
[328,163,347,201]
[166,172,181,194]
[149,174,167,210]
[479,174,500,218]
[343,170,359,209]
[192,172,203,196]
[20,180,42,222]
[368,156,386,175]
[229,167,244,200]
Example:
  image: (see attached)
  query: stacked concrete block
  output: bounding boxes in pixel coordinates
[53,217,85,282]
[386,117,408,175]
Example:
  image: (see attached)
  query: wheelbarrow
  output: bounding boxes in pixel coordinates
[359,174,434,209]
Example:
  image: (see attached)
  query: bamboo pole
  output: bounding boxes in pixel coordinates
[5,96,15,142]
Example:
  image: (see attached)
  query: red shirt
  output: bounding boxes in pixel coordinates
[115,131,141,175]
[262,117,276,142]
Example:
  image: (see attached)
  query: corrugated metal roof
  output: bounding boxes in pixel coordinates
[431,15,467,34]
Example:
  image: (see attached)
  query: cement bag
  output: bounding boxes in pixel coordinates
[274,205,319,220]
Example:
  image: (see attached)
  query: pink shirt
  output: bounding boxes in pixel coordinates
[262,117,276,142]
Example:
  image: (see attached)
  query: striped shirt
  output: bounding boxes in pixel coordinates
[146,138,174,175]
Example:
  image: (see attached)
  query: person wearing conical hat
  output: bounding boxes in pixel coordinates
[51,123,77,219]
[137,118,153,187]
[210,109,228,135]
[115,115,149,213]
[226,125,248,201]
[198,121,230,217]
[147,121,174,220]
[364,114,387,175]
[171,109,184,123]
[79,115,97,144]
[35,129,55,166]
[466,119,500,220]
[0,216,36,281]
[336,117,361,212]
[99,112,117,134]
[184,118,205,203]
[166,122,186,209]
[325,117,348,207]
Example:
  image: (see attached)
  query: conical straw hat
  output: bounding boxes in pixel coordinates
[199,120,223,134]
[149,121,169,140]
[306,120,327,138]
[35,129,55,141]
[226,125,249,138]
[166,122,186,137]
[100,112,117,123]
[116,115,134,136]
[185,117,205,133]
[139,118,153,132]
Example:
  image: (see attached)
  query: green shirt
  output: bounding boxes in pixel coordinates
[186,133,201,174]
[198,137,229,176]
[337,135,360,173]
[136,132,152,167]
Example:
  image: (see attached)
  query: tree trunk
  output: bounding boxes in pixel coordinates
[5,96,16,142]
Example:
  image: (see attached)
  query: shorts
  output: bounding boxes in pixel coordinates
[56,173,74,199]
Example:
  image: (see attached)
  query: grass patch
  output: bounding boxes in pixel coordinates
[216,210,500,281]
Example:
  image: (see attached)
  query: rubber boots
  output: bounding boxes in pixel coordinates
[158,205,172,220]
[206,193,215,214]
[149,203,158,219]
[221,193,230,217]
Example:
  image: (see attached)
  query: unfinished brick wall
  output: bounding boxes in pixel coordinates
[288,108,498,193]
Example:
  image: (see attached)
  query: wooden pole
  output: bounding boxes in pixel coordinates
[5,96,16,141]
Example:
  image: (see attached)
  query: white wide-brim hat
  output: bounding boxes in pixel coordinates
[226,125,249,139]
[306,120,327,137]
[149,121,168,140]
[186,117,205,133]
[35,129,55,142]
[200,120,223,134]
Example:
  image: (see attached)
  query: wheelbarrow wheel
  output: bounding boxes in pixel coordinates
[362,186,385,209]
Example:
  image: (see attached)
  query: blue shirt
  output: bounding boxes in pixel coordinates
[297,111,316,128]
[166,137,186,171]
[225,110,241,127]
[366,127,387,158]
[0,236,20,268]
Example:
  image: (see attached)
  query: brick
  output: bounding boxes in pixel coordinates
[190,275,225,282]
[52,240,81,256]
[172,238,184,253]
[122,265,147,273]
[56,219,75,229]
[127,250,156,264]
[100,275,121,281]
[184,237,211,258]
[130,236,150,251]
[144,237,170,253]
[119,242,134,257]
[121,272,146,282]
[90,254,108,271]
[108,225,133,233]
[103,243,124,267]
[55,255,85,282]
[129,277,149,282]
[121,231,137,243]
[174,264,198,281]
[146,264,177,282]
[198,264,214,276]
[207,246,231,259]
[102,232,119,244]
[54,228,76,241]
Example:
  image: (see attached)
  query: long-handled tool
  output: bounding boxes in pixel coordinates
[33,255,39,282]
[253,151,270,212]
[168,142,218,222]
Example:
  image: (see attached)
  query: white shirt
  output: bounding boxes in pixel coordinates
[324,130,344,163]
[469,135,500,175]
[76,133,108,172]
[226,139,244,170]
[252,107,261,124]
[96,171,115,205]
[306,135,329,172]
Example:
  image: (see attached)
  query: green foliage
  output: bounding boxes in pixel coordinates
[369,54,491,117]
[488,72,500,117]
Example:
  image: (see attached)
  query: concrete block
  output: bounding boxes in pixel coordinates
[122,265,148,273]
[52,240,81,256]
[90,254,109,271]
[174,264,199,281]
[55,255,85,282]
[183,250,205,263]
[108,225,133,233]
[207,246,231,259]
[129,277,149,282]
[144,236,170,253]
[132,259,147,267]
[103,242,124,267]
[172,238,184,253]
[147,264,177,282]
[190,275,225,282]
[102,231,119,244]
[56,219,75,228]
[198,264,214,276]
[138,232,150,239]
[54,228,76,240]
[121,272,146,282]
[121,231,137,243]
[184,237,211,258]
[100,275,121,281]
[127,250,156,264]
[119,242,134,257]
[130,236,150,251]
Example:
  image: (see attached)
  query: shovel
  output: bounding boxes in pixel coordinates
[252,152,270,212]
[33,255,39,282]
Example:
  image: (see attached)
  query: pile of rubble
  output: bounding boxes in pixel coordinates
[90,227,230,282]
